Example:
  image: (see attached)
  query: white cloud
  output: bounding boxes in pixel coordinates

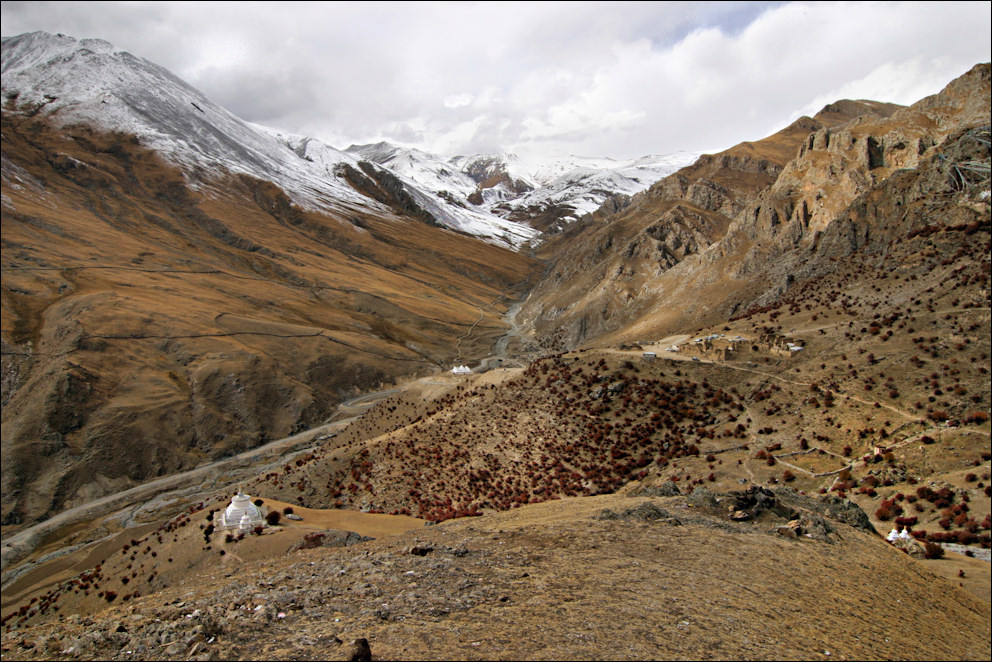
[2,1,990,162]
[443,93,474,109]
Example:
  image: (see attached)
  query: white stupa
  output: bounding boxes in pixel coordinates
[238,512,255,534]
[217,490,266,530]
[886,528,900,542]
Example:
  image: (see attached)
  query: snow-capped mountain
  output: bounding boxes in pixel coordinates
[348,146,539,213]
[348,144,700,233]
[0,32,373,211]
[492,153,700,232]
[1,31,695,246]
[1,32,538,247]
[347,142,481,206]
[450,153,537,206]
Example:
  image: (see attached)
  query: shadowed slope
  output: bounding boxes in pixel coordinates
[1,114,539,529]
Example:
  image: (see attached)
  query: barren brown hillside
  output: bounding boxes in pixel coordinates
[517,100,902,347]
[1,492,989,660]
[0,113,540,530]
[2,54,990,662]
[518,65,988,349]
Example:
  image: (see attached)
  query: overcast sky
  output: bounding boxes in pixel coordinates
[2,1,990,165]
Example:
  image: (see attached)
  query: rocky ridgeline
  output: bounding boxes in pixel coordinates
[733,64,990,277]
[517,64,990,349]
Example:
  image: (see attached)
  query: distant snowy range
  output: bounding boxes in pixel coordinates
[2,31,699,248]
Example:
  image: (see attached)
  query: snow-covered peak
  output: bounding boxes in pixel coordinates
[1,31,374,212]
[2,31,699,246]
[526,153,700,187]
[345,141,407,164]
[614,152,702,184]
[251,123,359,178]
[1,32,538,248]
[529,155,623,185]
[347,141,480,202]
[450,153,537,200]
[494,152,701,232]
[1,31,117,74]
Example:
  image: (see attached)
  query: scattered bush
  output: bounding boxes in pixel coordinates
[299,532,326,549]
[965,411,989,424]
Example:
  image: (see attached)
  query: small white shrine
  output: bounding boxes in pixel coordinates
[887,527,914,542]
[451,365,472,375]
[216,490,267,531]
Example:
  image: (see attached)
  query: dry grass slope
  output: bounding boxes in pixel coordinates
[1,493,989,660]
[1,113,540,529]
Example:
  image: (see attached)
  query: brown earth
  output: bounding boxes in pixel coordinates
[0,113,541,530]
[2,61,990,662]
[0,495,425,628]
[1,492,989,660]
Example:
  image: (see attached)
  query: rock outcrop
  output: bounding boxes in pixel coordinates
[518,64,990,349]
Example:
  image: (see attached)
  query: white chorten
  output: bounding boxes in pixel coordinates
[218,490,266,530]
[887,528,900,542]
[238,512,254,534]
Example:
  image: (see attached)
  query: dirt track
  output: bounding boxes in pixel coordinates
[0,387,401,579]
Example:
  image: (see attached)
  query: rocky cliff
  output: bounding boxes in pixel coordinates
[518,65,989,349]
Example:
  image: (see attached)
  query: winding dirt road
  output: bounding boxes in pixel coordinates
[0,387,400,579]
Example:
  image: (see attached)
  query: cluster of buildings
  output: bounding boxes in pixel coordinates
[641,332,806,362]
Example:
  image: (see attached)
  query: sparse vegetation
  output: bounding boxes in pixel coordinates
[1,44,990,658]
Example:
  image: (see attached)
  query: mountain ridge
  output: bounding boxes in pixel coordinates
[1,30,989,660]
[3,31,698,248]
[1,31,543,248]
[0,74,540,529]
[516,66,988,348]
